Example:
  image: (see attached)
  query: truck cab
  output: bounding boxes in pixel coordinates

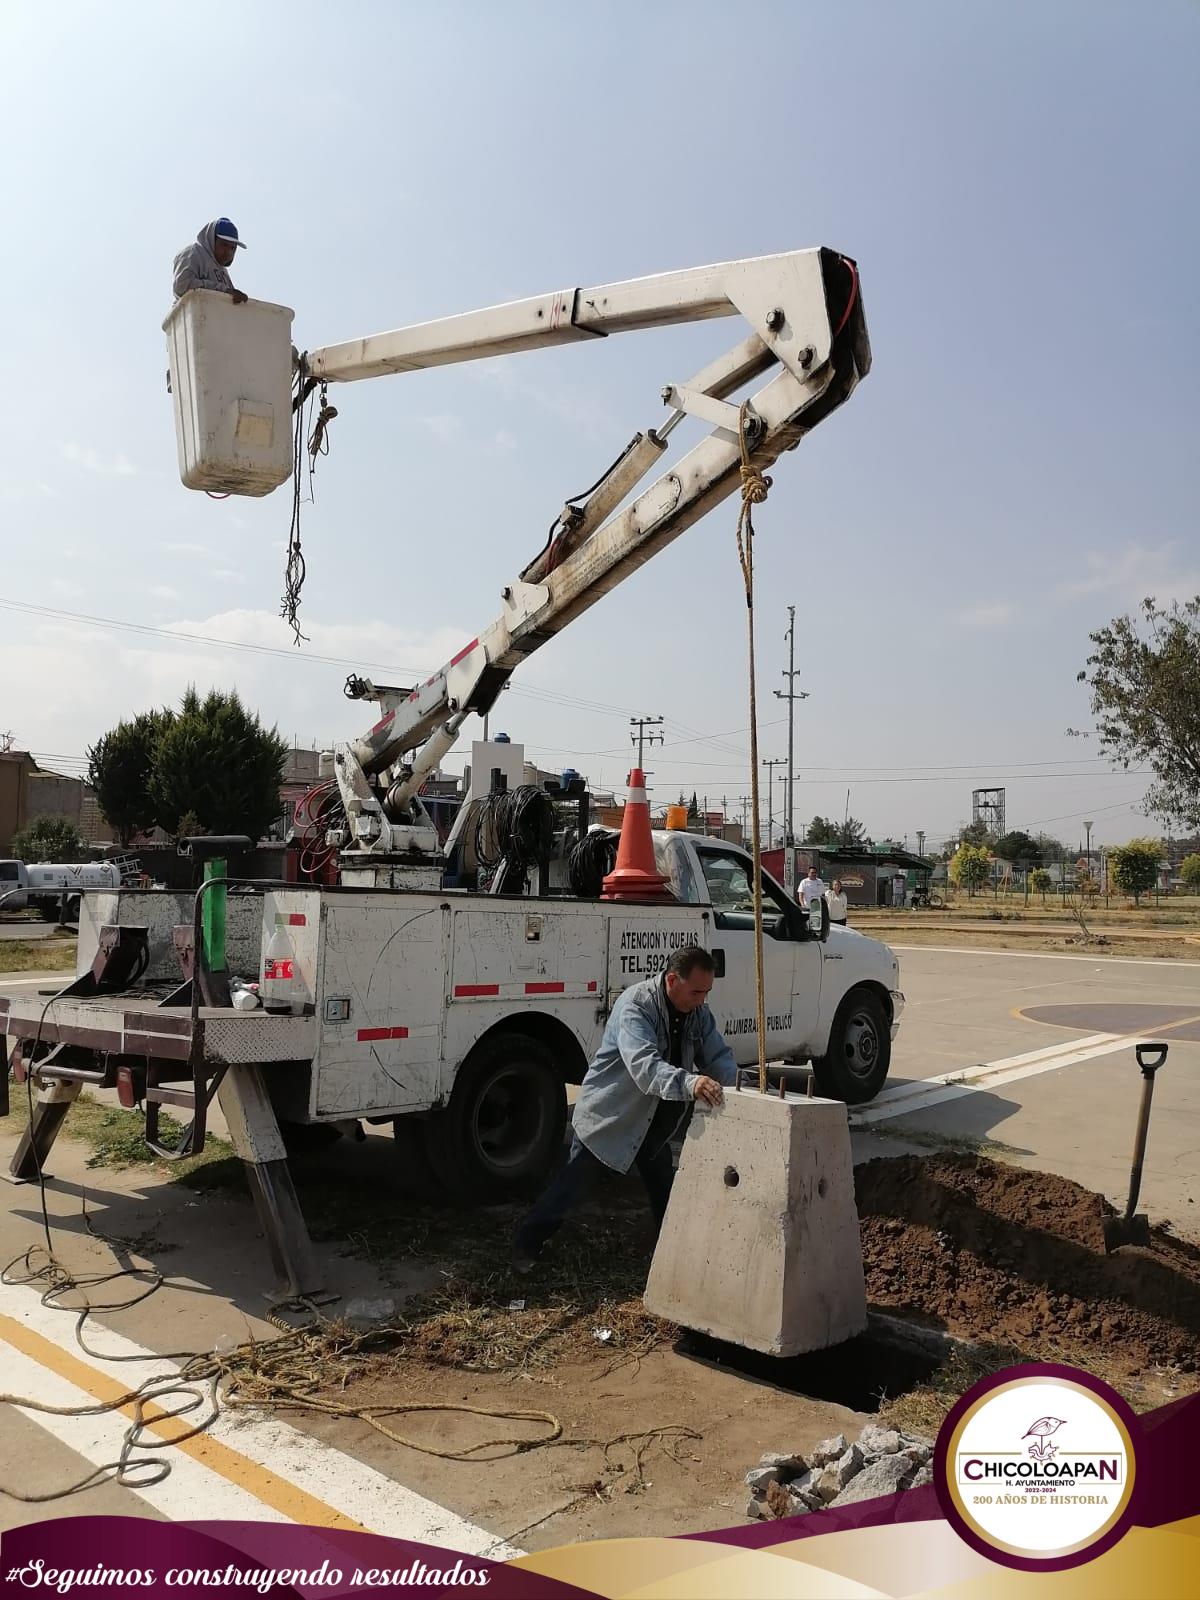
[653,830,903,1102]
[0,860,28,911]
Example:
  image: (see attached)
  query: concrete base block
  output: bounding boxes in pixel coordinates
[644,1089,867,1356]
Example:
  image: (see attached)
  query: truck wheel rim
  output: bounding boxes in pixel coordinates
[472,1067,546,1172]
[843,1011,879,1079]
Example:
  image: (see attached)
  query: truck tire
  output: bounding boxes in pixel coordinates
[424,1032,566,1200]
[811,987,891,1105]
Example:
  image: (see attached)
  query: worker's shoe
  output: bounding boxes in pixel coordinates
[511,1242,541,1276]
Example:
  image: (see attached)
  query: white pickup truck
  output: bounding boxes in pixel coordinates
[16,828,901,1194]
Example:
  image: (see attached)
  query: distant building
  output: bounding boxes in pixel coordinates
[0,750,115,853]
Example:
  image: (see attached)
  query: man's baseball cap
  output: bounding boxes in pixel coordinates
[214,217,246,249]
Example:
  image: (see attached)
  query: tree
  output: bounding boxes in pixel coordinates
[1029,867,1052,903]
[150,688,288,841]
[949,843,991,896]
[994,830,1040,865]
[1032,832,1067,865]
[806,814,867,847]
[1107,837,1162,906]
[10,815,85,862]
[1077,596,1200,829]
[957,819,994,849]
[1181,853,1200,892]
[87,709,175,844]
[839,815,868,847]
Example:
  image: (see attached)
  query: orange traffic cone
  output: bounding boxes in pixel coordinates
[601,768,676,902]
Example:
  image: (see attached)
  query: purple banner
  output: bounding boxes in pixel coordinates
[0,1521,599,1600]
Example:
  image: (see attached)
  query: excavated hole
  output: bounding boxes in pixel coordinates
[676,1320,944,1413]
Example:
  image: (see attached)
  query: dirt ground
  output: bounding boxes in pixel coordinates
[4,1088,1197,1546]
[855,1153,1200,1432]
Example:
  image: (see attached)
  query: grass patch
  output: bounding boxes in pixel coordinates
[0,939,76,974]
[879,1340,1023,1437]
[3,1086,236,1181]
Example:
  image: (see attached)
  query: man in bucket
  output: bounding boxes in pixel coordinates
[513,945,736,1272]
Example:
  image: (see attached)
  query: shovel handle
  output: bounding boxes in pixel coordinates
[1136,1042,1169,1078]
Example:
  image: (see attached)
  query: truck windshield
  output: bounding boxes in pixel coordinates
[694,848,795,937]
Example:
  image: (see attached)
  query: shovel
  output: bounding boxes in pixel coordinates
[1102,1042,1169,1251]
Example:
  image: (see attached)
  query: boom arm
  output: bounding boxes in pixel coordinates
[325,247,869,856]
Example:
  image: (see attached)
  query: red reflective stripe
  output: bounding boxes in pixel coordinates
[371,709,395,734]
[274,913,306,927]
[454,983,499,998]
[357,1026,409,1042]
[587,981,598,993]
[525,982,564,995]
[450,638,480,667]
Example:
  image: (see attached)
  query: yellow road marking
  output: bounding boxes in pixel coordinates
[0,1312,368,1530]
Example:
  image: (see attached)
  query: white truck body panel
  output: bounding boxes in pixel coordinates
[231,830,902,1124]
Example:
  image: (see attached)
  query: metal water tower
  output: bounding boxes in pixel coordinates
[972,787,1006,838]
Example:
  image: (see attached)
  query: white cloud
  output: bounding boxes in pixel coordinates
[146,584,178,601]
[1058,542,1200,607]
[955,602,1014,628]
[58,441,137,477]
[492,429,518,453]
[50,577,87,599]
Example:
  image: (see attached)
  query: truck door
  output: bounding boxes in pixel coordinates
[693,845,821,1060]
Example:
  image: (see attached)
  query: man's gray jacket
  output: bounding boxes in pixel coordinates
[172,221,237,299]
[571,975,738,1174]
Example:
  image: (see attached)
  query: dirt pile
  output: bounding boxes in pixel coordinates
[856,1153,1200,1374]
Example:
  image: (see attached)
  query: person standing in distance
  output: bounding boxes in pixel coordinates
[826,877,849,927]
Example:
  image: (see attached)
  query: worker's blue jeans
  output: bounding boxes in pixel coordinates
[515,1120,677,1257]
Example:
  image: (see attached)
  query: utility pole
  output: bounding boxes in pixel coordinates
[762,757,786,847]
[1083,819,1093,877]
[630,715,664,769]
[916,829,926,859]
[773,605,809,845]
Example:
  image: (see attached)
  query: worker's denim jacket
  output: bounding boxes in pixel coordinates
[571,976,738,1174]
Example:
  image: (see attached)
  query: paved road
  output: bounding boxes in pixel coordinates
[855,943,1200,1233]
[0,922,62,940]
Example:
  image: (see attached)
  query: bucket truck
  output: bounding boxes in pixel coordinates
[1,248,904,1295]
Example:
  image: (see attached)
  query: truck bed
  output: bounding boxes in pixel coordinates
[0,984,316,1065]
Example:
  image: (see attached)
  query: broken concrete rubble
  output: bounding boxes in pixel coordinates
[744,1422,934,1520]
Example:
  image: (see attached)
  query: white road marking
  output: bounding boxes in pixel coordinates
[1,1342,289,1522]
[852,1032,1134,1126]
[0,1279,521,1556]
[889,944,1200,969]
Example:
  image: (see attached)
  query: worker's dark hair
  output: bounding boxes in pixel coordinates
[666,945,715,979]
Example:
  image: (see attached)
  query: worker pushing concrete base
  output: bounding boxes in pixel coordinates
[644,1087,867,1357]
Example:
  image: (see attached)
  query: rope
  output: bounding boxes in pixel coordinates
[734,401,772,1094]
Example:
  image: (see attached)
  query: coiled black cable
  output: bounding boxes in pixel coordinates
[567,829,619,898]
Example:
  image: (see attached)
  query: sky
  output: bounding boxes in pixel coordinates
[1,0,1197,853]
